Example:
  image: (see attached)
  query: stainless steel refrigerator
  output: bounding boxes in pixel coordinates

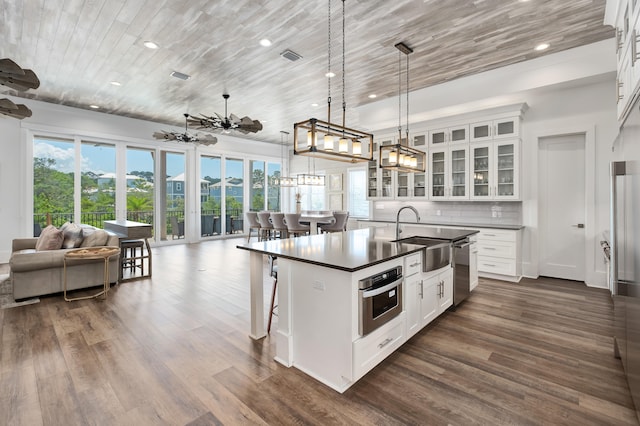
[611,105,640,422]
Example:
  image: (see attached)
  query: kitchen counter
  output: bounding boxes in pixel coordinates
[237,226,478,272]
[358,218,524,231]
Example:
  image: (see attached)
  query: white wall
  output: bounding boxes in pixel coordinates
[0,97,281,262]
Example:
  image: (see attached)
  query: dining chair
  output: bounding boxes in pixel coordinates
[319,211,350,233]
[256,211,274,240]
[245,212,261,242]
[283,213,310,237]
[269,212,288,239]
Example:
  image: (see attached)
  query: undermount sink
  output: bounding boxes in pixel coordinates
[394,236,451,272]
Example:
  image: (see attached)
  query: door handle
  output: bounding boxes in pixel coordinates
[572,224,585,228]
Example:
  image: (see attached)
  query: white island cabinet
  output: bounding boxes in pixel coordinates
[237,227,477,393]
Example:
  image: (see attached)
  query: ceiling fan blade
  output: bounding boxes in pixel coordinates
[153,131,176,140]
[0,58,25,75]
[0,103,32,119]
[0,98,18,110]
[229,113,241,124]
[238,119,263,133]
[198,135,218,146]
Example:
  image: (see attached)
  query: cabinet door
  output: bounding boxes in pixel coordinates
[470,243,479,291]
[449,146,469,199]
[396,171,411,199]
[493,117,519,139]
[428,128,448,147]
[429,149,447,199]
[367,160,379,199]
[470,121,492,142]
[380,168,395,199]
[494,140,519,200]
[405,275,422,338]
[437,269,453,313]
[421,275,439,326]
[449,124,469,144]
[470,143,492,200]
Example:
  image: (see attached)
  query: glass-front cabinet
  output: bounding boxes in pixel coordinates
[429,146,469,200]
[470,139,520,200]
[367,134,396,200]
[470,116,519,142]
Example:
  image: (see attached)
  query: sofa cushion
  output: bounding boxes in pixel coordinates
[60,222,84,249]
[35,225,64,251]
[80,229,109,247]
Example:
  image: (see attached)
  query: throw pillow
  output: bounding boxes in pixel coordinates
[60,222,84,248]
[80,229,109,247]
[35,225,64,251]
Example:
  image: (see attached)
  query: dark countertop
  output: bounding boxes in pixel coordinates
[236,227,478,272]
[357,219,525,231]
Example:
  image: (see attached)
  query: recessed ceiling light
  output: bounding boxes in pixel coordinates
[110,81,121,86]
[89,105,100,109]
[535,43,550,51]
[311,103,319,107]
[368,94,377,99]
[325,72,336,78]
[259,38,272,47]
[143,41,159,49]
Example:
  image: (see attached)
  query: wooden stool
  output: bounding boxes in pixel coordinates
[120,240,145,276]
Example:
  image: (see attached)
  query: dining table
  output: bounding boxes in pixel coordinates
[299,212,335,235]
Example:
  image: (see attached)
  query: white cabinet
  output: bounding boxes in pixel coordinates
[476,228,522,281]
[470,239,479,291]
[352,313,405,380]
[429,146,469,200]
[470,116,520,142]
[470,139,520,200]
[405,265,453,340]
[428,124,469,146]
[367,134,396,200]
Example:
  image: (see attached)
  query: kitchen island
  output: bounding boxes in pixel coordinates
[237,226,477,392]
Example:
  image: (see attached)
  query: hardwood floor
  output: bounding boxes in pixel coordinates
[0,238,637,425]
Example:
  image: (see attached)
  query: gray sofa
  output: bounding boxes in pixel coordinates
[10,231,120,300]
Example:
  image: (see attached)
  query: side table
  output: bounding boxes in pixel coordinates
[63,246,120,302]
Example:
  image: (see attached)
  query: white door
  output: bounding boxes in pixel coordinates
[539,134,586,281]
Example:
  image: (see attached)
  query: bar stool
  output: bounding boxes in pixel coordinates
[120,239,145,276]
[267,255,278,333]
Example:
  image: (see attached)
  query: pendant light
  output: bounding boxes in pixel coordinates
[293,0,373,163]
[297,155,325,186]
[278,131,297,187]
[379,42,426,173]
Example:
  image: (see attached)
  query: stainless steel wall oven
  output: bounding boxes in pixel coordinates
[358,266,403,336]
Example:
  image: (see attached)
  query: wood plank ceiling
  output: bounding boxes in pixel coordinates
[0,0,613,144]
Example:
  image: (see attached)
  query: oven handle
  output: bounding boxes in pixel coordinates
[361,277,403,298]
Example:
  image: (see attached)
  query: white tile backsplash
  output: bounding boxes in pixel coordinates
[372,201,522,226]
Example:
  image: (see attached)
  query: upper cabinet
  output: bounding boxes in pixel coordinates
[470,117,520,142]
[366,104,525,201]
[608,0,640,122]
[428,124,469,146]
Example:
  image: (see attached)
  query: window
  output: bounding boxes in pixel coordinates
[348,168,369,218]
[296,180,326,211]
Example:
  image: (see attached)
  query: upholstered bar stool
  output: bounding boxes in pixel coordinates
[256,211,274,240]
[319,211,350,233]
[283,213,310,237]
[245,212,261,242]
[269,212,288,239]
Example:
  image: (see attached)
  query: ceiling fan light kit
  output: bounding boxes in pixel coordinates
[379,42,426,173]
[152,113,218,146]
[0,58,40,120]
[187,93,263,135]
[293,0,373,164]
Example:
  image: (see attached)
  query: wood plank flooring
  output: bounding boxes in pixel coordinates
[0,238,637,425]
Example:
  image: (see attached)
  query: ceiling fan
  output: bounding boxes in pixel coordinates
[0,58,40,119]
[0,98,32,120]
[153,113,218,146]
[187,93,263,134]
[0,58,40,91]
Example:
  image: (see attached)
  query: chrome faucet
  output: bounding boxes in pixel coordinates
[396,205,421,240]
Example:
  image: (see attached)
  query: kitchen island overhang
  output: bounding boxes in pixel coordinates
[236,226,478,392]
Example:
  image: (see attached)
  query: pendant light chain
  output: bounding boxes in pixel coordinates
[327,0,332,123]
[342,0,346,132]
[406,49,410,144]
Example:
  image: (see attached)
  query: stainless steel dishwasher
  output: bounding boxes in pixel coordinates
[452,237,474,307]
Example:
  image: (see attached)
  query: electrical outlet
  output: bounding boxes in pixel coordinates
[313,280,325,291]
